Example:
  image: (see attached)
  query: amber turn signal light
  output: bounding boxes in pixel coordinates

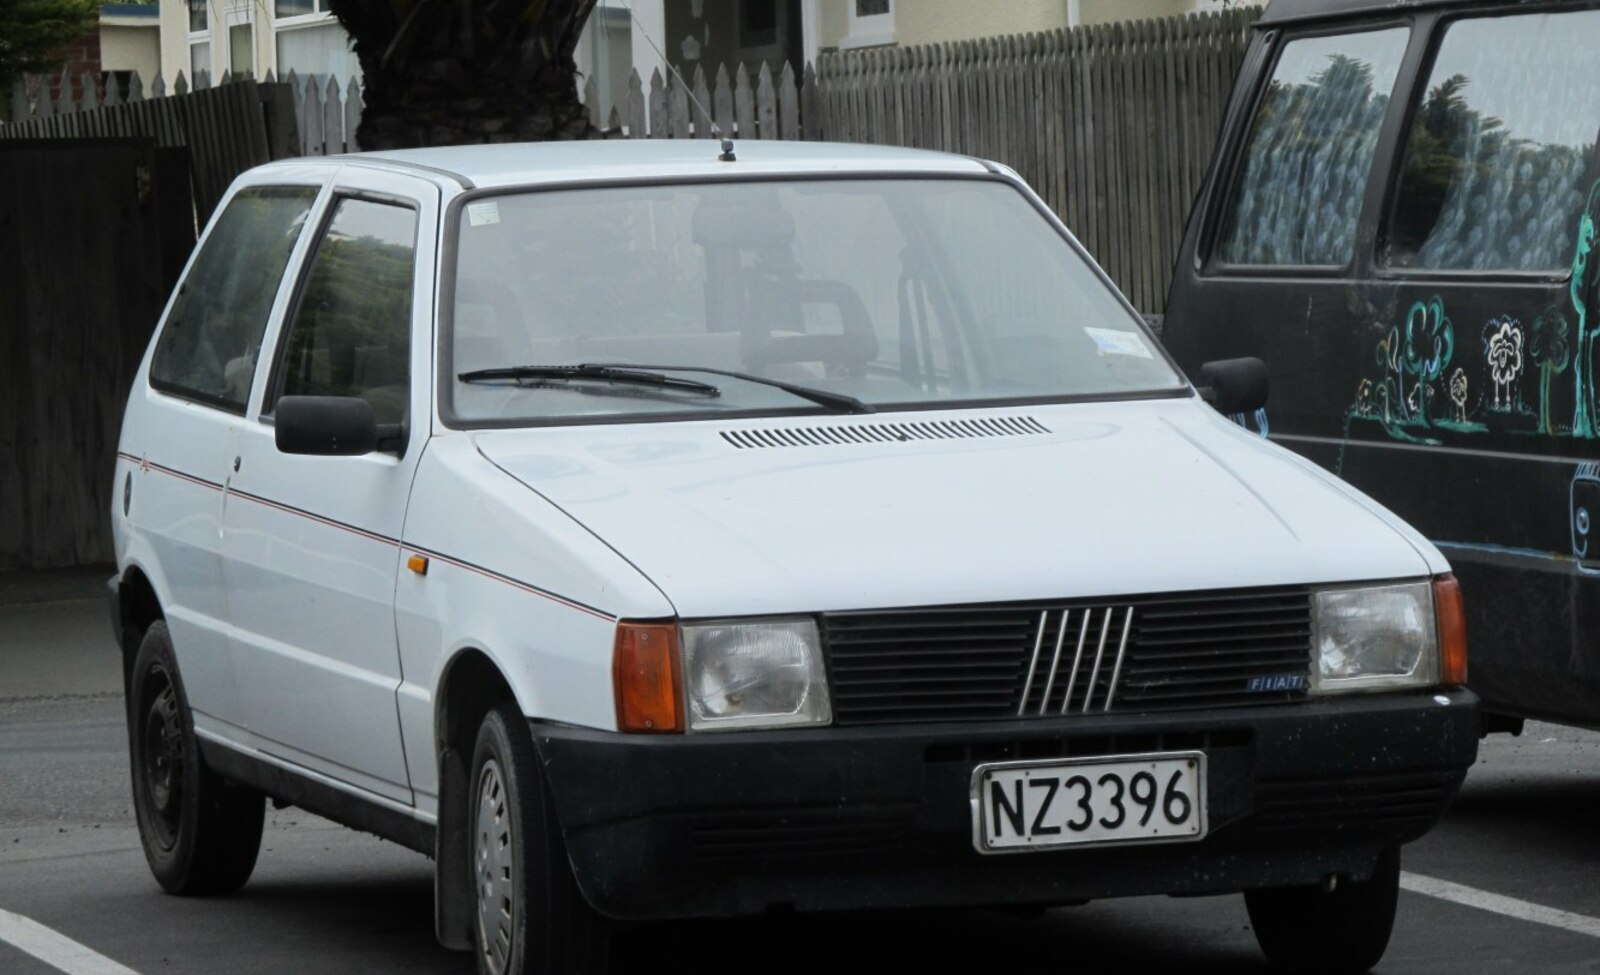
[614,622,683,733]
[1433,574,1467,686]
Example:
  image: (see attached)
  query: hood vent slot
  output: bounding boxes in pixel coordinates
[721,415,1050,449]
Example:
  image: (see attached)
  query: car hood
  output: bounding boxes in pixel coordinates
[470,399,1439,617]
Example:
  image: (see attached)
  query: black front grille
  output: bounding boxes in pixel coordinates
[823,587,1312,725]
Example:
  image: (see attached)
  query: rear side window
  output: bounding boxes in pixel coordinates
[274,197,419,425]
[1216,28,1409,267]
[1383,10,1600,273]
[149,187,318,411]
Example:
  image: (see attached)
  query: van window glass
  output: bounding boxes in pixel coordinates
[1216,28,1409,267]
[1383,11,1600,273]
[149,187,317,411]
[275,198,418,425]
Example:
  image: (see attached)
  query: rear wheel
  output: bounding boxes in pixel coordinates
[128,621,265,894]
[1245,847,1401,974]
[470,704,609,975]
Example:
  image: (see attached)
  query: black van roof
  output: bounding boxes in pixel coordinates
[1257,0,1546,27]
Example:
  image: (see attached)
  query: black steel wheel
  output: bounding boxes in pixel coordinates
[127,621,265,894]
[470,703,609,975]
[1246,847,1401,974]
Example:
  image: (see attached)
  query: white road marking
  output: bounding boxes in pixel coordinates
[0,909,142,975]
[1403,872,1600,940]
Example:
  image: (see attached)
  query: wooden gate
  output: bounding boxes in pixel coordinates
[0,139,195,571]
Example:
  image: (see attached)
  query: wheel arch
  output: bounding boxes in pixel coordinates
[117,564,164,683]
[433,645,520,951]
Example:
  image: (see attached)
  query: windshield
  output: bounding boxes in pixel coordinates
[445,177,1183,424]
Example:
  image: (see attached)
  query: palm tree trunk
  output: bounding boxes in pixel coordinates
[330,0,600,151]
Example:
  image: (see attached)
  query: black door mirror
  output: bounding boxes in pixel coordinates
[276,396,378,456]
[1197,357,1269,415]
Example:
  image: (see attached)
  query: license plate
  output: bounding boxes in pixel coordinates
[971,752,1207,854]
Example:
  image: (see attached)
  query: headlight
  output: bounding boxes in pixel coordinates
[681,618,831,732]
[1310,581,1438,693]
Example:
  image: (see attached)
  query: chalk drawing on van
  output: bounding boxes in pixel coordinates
[1229,408,1270,437]
[1571,462,1600,574]
[1483,316,1525,412]
[1349,296,1481,442]
[1569,180,1599,437]
[1531,307,1572,436]
[1448,368,1468,423]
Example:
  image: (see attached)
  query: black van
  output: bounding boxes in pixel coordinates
[1163,0,1600,729]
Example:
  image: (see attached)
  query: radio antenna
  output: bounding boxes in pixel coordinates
[617,0,736,160]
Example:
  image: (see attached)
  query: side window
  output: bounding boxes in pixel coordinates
[149,187,317,411]
[274,198,419,425]
[1382,11,1600,273]
[1215,28,1409,267]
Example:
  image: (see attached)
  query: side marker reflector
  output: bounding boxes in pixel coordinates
[407,554,429,575]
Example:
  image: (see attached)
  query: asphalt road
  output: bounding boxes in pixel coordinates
[3,583,1598,974]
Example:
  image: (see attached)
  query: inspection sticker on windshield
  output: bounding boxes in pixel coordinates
[466,202,501,227]
[1085,328,1154,359]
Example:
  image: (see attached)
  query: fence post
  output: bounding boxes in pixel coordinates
[755,62,777,139]
[301,78,323,155]
[10,83,26,122]
[734,63,754,138]
[668,71,691,138]
[344,77,361,151]
[691,65,712,137]
[323,76,342,153]
[648,68,667,138]
[713,64,734,137]
[779,62,799,140]
[625,68,645,138]
[584,75,601,131]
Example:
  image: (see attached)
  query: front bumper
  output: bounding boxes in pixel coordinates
[534,689,1477,919]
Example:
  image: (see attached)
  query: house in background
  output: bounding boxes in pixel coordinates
[157,0,358,87]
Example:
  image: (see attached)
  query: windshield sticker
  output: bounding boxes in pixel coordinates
[466,202,501,227]
[1085,328,1153,359]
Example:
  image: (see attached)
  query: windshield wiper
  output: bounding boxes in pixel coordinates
[457,364,722,398]
[601,363,874,414]
[459,362,873,415]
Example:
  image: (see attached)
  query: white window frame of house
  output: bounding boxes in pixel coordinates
[186,0,212,86]
[273,0,337,31]
[839,0,894,50]
[223,1,255,78]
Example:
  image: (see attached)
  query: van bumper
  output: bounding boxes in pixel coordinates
[533,689,1477,919]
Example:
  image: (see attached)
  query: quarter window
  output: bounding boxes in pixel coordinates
[274,198,418,425]
[1216,28,1409,267]
[1382,11,1600,273]
[149,187,317,412]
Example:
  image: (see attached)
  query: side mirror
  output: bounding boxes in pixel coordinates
[276,396,378,456]
[1197,357,1268,415]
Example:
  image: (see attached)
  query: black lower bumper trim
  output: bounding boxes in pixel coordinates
[534,690,1477,919]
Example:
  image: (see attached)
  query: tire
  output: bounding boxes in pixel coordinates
[1245,847,1401,975]
[470,703,610,975]
[127,620,265,894]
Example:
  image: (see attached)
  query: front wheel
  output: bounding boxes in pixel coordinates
[470,704,610,975]
[127,621,265,894]
[1245,847,1401,974]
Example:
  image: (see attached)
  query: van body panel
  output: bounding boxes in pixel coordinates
[1163,0,1600,726]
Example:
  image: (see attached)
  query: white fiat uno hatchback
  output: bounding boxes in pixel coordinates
[110,140,1476,975]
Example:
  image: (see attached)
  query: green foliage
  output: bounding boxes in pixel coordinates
[0,0,98,94]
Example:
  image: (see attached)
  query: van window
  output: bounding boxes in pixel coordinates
[274,197,418,425]
[1216,29,1409,267]
[149,187,318,411]
[1383,10,1600,273]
